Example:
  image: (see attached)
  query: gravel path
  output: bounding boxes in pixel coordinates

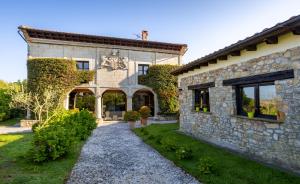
[0,126,31,134]
[67,122,199,184]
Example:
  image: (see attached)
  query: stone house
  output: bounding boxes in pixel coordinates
[18,27,187,122]
[172,15,300,173]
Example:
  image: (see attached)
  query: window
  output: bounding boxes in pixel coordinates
[237,82,277,119]
[138,64,149,76]
[76,61,89,71]
[194,88,210,112]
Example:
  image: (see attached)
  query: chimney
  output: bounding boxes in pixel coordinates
[141,30,148,41]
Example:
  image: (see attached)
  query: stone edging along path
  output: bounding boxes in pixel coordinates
[67,122,200,184]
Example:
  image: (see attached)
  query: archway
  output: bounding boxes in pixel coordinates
[102,90,127,120]
[133,89,154,116]
[69,88,95,112]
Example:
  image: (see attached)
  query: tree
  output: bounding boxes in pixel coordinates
[10,87,61,122]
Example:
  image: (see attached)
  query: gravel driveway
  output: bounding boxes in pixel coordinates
[67,122,199,184]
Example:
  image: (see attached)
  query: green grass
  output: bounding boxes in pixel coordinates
[133,123,300,184]
[0,119,20,127]
[0,133,84,184]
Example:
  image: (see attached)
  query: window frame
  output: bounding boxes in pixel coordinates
[236,81,277,120]
[76,61,89,71]
[193,87,210,112]
[138,64,149,76]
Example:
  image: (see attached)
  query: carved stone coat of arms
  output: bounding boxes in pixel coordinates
[100,50,128,70]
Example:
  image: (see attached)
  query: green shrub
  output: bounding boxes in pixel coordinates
[161,136,178,151]
[198,157,216,174]
[30,109,96,162]
[30,123,75,162]
[70,110,97,140]
[0,89,11,121]
[175,146,193,160]
[76,94,96,111]
[124,111,140,121]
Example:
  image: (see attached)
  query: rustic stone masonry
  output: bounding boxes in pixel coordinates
[179,46,300,173]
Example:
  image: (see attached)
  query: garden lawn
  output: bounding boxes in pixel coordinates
[0,118,19,127]
[0,133,84,184]
[133,123,300,184]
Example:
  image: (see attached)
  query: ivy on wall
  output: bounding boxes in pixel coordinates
[27,58,94,102]
[139,64,179,114]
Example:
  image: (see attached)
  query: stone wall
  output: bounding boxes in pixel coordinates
[179,46,300,173]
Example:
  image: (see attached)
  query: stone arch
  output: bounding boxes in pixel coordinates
[132,88,156,116]
[102,89,127,121]
[68,88,95,112]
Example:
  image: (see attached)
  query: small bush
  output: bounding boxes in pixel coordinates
[30,109,96,162]
[0,89,11,121]
[198,157,216,174]
[70,110,97,140]
[124,111,140,121]
[30,123,75,162]
[161,136,178,151]
[176,146,193,160]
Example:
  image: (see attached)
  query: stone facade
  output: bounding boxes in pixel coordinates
[179,46,300,173]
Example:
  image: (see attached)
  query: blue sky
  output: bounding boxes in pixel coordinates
[1,0,300,82]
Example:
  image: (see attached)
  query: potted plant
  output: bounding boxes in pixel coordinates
[244,104,255,118]
[124,110,140,129]
[139,106,151,126]
[203,104,208,113]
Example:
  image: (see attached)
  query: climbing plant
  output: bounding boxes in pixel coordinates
[27,58,94,102]
[139,64,179,114]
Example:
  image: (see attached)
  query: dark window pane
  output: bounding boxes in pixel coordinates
[76,62,82,70]
[194,89,201,109]
[144,66,149,74]
[138,71,143,75]
[259,85,277,116]
[242,87,255,113]
[83,62,89,70]
[138,65,143,71]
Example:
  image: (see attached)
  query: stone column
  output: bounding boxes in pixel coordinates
[127,96,133,111]
[26,109,31,119]
[65,95,69,110]
[95,95,102,119]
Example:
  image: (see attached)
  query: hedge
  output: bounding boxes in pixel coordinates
[27,58,94,103]
[139,64,179,114]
